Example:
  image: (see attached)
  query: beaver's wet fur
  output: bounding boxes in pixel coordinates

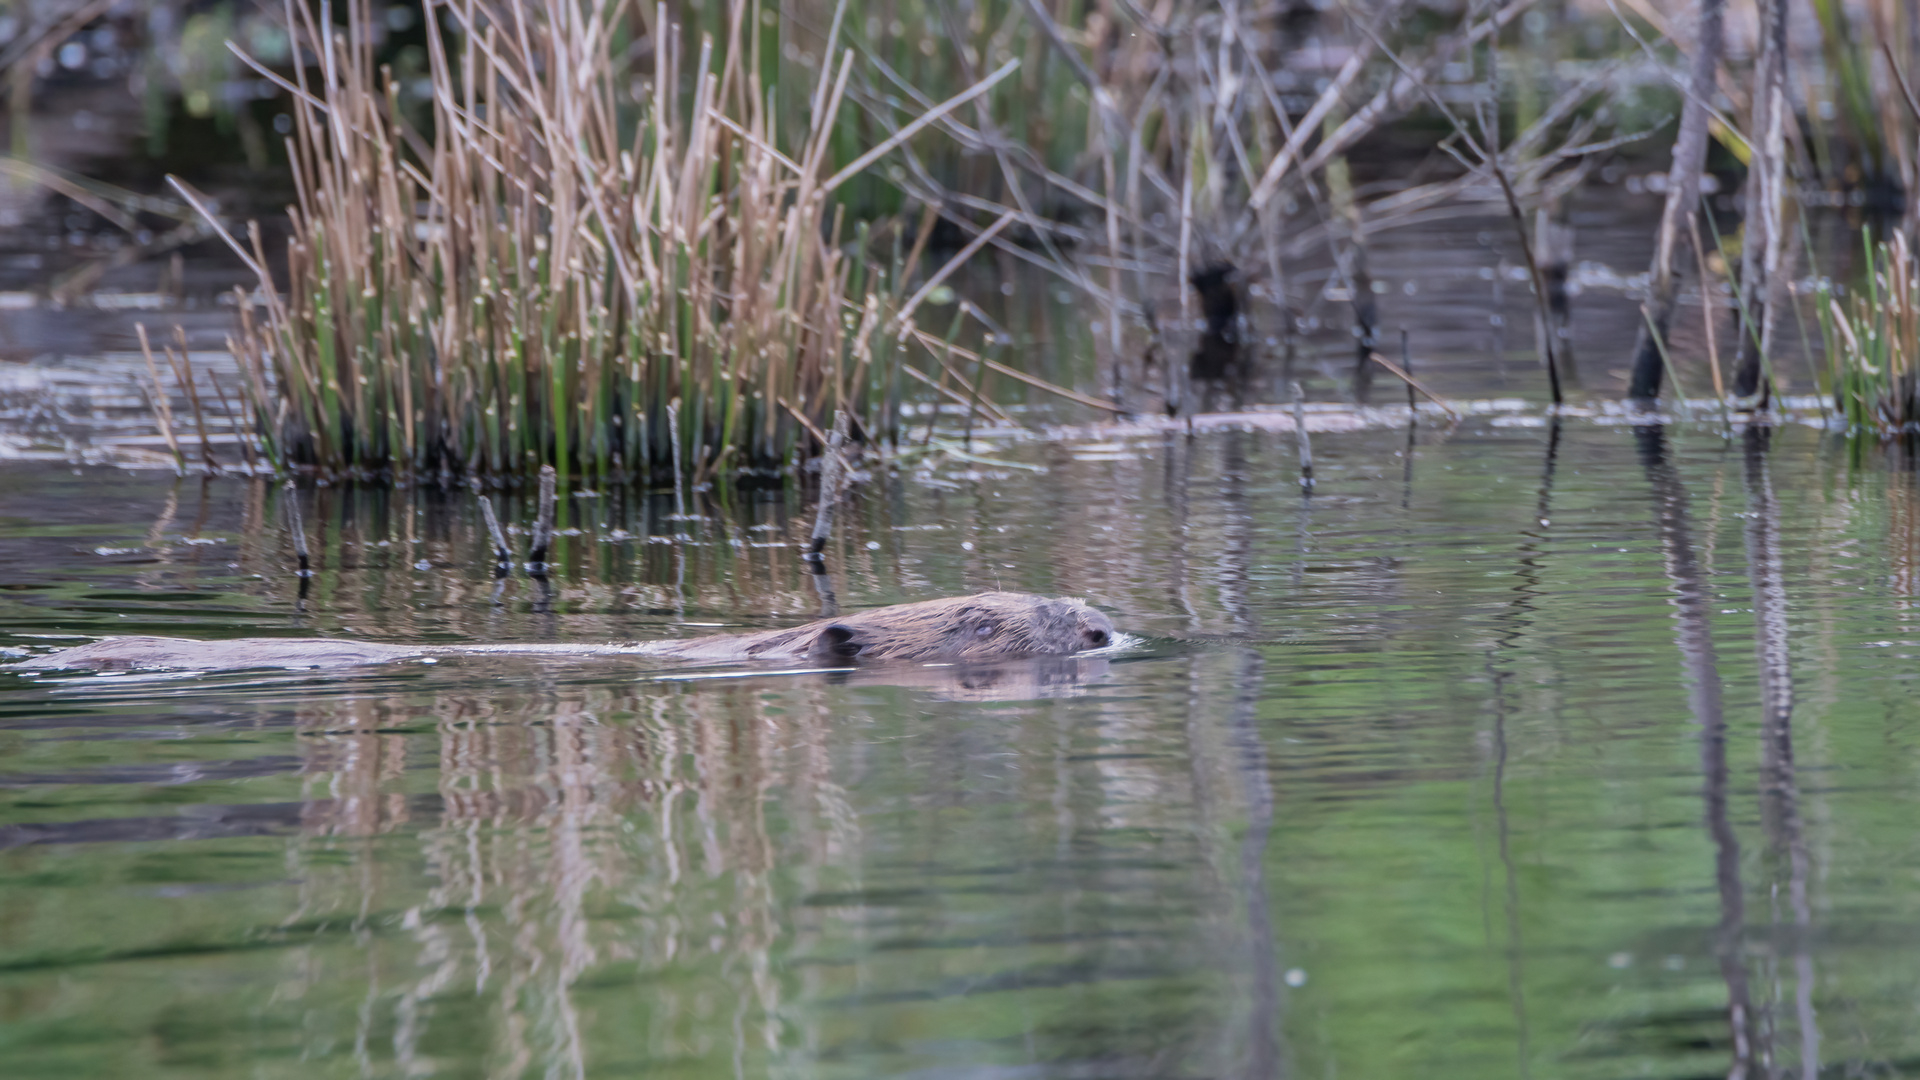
[659,591,1112,663]
[13,592,1115,673]
[14,636,421,672]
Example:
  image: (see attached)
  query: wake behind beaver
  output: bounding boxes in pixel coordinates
[13,593,1116,673]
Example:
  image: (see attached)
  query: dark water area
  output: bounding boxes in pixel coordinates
[3,417,1919,1078]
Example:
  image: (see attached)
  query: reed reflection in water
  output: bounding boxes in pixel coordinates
[9,422,1920,1077]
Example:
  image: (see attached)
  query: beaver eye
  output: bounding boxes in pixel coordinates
[974,623,996,638]
[1085,629,1110,648]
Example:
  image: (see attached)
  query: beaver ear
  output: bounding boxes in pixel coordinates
[809,624,865,661]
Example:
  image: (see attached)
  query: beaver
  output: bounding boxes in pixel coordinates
[12,592,1116,673]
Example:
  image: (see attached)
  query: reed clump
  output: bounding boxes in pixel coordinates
[1816,230,1920,434]
[207,0,1009,483]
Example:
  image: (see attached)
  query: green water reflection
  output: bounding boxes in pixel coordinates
[3,421,1919,1078]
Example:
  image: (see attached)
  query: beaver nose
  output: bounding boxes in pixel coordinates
[1083,628,1110,648]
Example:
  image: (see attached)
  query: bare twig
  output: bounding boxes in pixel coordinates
[907,328,1125,413]
[1369,351,1458,418]
[668,399,685,520]
[1298,0,1540,179]
[808,410,851,558]
[528,464,558,571]
[1401,329,1416,411]
[1292,383,1314,494]
[0,0,114,95]
[1627,0,1725,402]
[281,480,311,578]
[1733,0,1788,408]
[476,487,512,572]
[892,209,1019,333]
[134,323,182,470]
[819,59,1020,195]
[155,325,217,473]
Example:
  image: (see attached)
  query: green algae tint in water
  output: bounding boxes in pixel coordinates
[4,422,1920,1078]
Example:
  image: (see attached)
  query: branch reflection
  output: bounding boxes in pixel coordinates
[1742,427,1819,1077]
[1637,423,1761,1075]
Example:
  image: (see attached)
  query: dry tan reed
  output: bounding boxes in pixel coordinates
[199,0,1022,483]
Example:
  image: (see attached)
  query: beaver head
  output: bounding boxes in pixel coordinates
[799,592,1114,663]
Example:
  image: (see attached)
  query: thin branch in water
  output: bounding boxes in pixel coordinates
[1624,0,1724,403]
[476,486,512,574]
[1733,0,1789,408]
[1369,351,1458,418]
[528,464,558,572]
[808,410,851,558]
[281,480,311,578]
[1401,329,1416,411]
[668,399,685,521]
[1292,381,1314,493]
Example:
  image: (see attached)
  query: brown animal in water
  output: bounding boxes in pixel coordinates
[12,592,1115,673]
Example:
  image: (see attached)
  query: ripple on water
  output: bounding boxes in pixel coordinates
[1,422,1919,1077]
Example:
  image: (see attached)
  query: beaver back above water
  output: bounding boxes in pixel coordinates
[656,591,1113,663]
[12,592,1115,672]
[12,636,424,672]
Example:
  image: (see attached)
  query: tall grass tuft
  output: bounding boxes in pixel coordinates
[1816,230,1920,433]
[204,0,1011,484]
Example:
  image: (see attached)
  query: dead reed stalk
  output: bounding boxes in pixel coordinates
[1734,0,1791,408]
[281,479,310,577]
[476,487,512,572]
[206,0,1017,483]
[134,323,183,471]
[1291,380,1313,493]
[528,464,558,570]
[807,409,851,557]
[1628,0,1725,403]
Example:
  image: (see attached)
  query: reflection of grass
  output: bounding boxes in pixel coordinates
[1816,231,1920,433]
[207,4,1016,483]
[18,434,1920,1075]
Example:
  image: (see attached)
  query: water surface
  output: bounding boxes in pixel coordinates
[2,419,1917,1079]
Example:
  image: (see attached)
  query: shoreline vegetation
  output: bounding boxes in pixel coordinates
[188,0,1047,484]
[17,0,1920,477]
[178,0,1630,484]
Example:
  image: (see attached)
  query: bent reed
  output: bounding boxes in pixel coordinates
[206,0,1012,483]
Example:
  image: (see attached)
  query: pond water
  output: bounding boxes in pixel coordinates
[2,416,1917,1079]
